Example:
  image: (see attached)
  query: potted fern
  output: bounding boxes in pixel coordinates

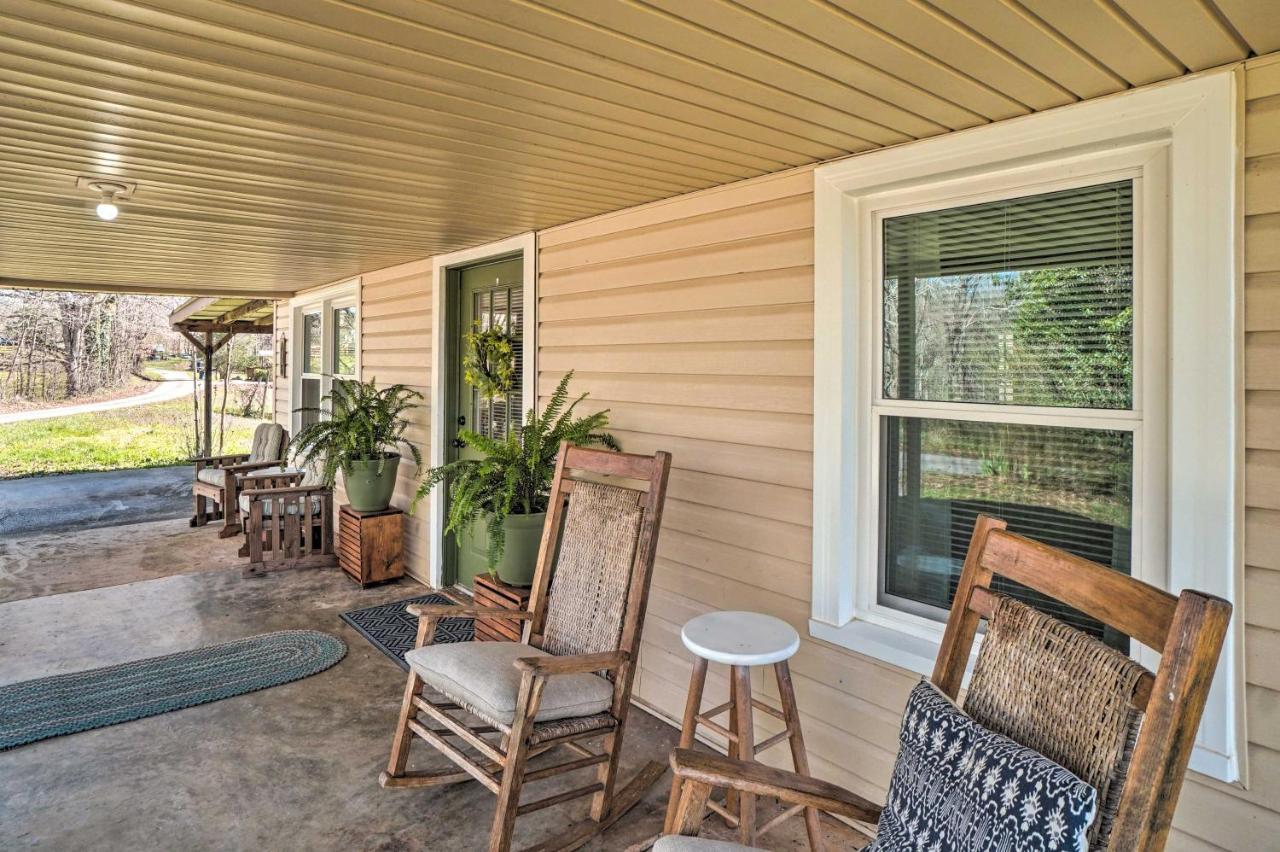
[414,371,617,586]
[292,377,422,512]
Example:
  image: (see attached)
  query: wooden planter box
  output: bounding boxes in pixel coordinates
[338,505,404,587]
[472,574,532,642]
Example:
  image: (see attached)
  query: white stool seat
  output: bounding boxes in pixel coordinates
[681,611,800,667]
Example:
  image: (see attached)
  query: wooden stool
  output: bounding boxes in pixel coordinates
[664,611,824,850]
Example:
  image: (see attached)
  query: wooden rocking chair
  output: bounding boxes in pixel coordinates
[191,422,289,538]
[661,515,1232,852]
[379,443,672,852]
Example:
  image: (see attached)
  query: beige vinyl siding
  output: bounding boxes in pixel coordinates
[358,259,433,580]
[537,167,912,809]
[1165,52,1280,850]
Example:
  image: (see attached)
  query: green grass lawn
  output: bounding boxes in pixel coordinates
[138,356,194,380]
[0,397,260,479]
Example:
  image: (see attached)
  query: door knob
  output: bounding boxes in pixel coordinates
[451,438,465,449]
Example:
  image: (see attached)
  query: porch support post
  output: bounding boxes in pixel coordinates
[203,331,213,458]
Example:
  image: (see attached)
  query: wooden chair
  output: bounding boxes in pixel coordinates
[662,515,1232,852]
[191,422,289,538]
[379,443,672,852]
[236,460,335,578]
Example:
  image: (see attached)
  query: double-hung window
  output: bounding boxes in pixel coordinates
[877,180,1139,650]
[292,281,359,433]
[811,73,1240,781]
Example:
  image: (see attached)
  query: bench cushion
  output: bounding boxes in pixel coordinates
[404,641,614,729]
[195,467,226,487]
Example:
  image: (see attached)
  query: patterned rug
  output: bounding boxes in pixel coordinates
[339,593,474,671]
[0,630,346,751]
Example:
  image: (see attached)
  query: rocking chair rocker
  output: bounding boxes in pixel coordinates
[379,442,672,852]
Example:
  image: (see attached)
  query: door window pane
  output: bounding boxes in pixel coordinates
[469,284,523,441]
[880,416,1133,648]
[882,181,1133,409]
[333,306,356,376]
[302,311,321,374]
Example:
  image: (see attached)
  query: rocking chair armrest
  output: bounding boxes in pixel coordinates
[669,748,883,824]
[513,650,629,677]
[405,604,534,620]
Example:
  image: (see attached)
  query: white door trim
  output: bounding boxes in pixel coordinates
[428,232,537,588]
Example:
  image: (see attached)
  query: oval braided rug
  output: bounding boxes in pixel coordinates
[0,630,346,751]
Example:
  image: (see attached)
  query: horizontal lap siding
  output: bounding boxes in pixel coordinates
[537,168,918,807]
[360,259,432,580]
[1169,55,1280,851]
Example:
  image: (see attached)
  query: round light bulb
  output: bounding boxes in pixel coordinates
[96,201,119,221]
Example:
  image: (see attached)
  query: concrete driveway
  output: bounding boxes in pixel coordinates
[0,466,191,537]
[0,375,191,425]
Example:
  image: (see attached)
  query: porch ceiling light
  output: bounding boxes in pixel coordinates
[91,181,127,221]
[76,176,137,222]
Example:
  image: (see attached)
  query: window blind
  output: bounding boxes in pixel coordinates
[882,180,1134,409]
[880,416,1134,649]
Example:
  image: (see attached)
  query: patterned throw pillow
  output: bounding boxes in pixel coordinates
[868,679,1099,852]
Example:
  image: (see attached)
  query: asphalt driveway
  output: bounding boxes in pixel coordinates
[0,466,191,537]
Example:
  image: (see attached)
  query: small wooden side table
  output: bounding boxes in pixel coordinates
[663,611,823,850]
[472,574,532,642]
[338,505,404,587]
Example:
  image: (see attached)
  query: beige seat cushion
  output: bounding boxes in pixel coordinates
[653,838,758,852]
[195,467,226,487]
[404,642,614,729]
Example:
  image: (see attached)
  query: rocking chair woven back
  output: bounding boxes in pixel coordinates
[541,480,645,658]
[526,443,671,670]
[933,515,1232,852]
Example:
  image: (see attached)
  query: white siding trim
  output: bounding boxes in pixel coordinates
[812,69,1243,783]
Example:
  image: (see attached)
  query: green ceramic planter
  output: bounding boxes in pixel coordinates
[490,511,546,587]
[342,454,401,512]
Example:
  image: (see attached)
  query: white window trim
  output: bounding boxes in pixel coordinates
[811,70,1244,784]
[428,232,537,589]
[289,277,361,435]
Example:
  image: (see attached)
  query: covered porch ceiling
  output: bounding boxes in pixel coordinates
[2,0,1277,298]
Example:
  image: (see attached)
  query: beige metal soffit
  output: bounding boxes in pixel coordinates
[0,0,1274,296]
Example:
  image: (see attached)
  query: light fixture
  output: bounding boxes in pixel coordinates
[76,176,137,222]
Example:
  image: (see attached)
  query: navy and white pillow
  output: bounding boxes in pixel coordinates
[868,679,1098,852]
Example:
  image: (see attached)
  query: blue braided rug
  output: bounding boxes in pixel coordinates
[0,630,346,751]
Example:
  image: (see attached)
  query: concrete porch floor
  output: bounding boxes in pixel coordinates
[0,523,867,850]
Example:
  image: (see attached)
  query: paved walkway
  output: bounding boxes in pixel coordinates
[0,465,191,537]
[0,373,192,425]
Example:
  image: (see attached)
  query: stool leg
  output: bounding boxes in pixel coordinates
[732,665,756,846]
[665,655,709,833]
[775,661,824,852]
[725,668,739,818]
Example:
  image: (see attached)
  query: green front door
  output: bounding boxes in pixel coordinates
[447,256,524,588]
